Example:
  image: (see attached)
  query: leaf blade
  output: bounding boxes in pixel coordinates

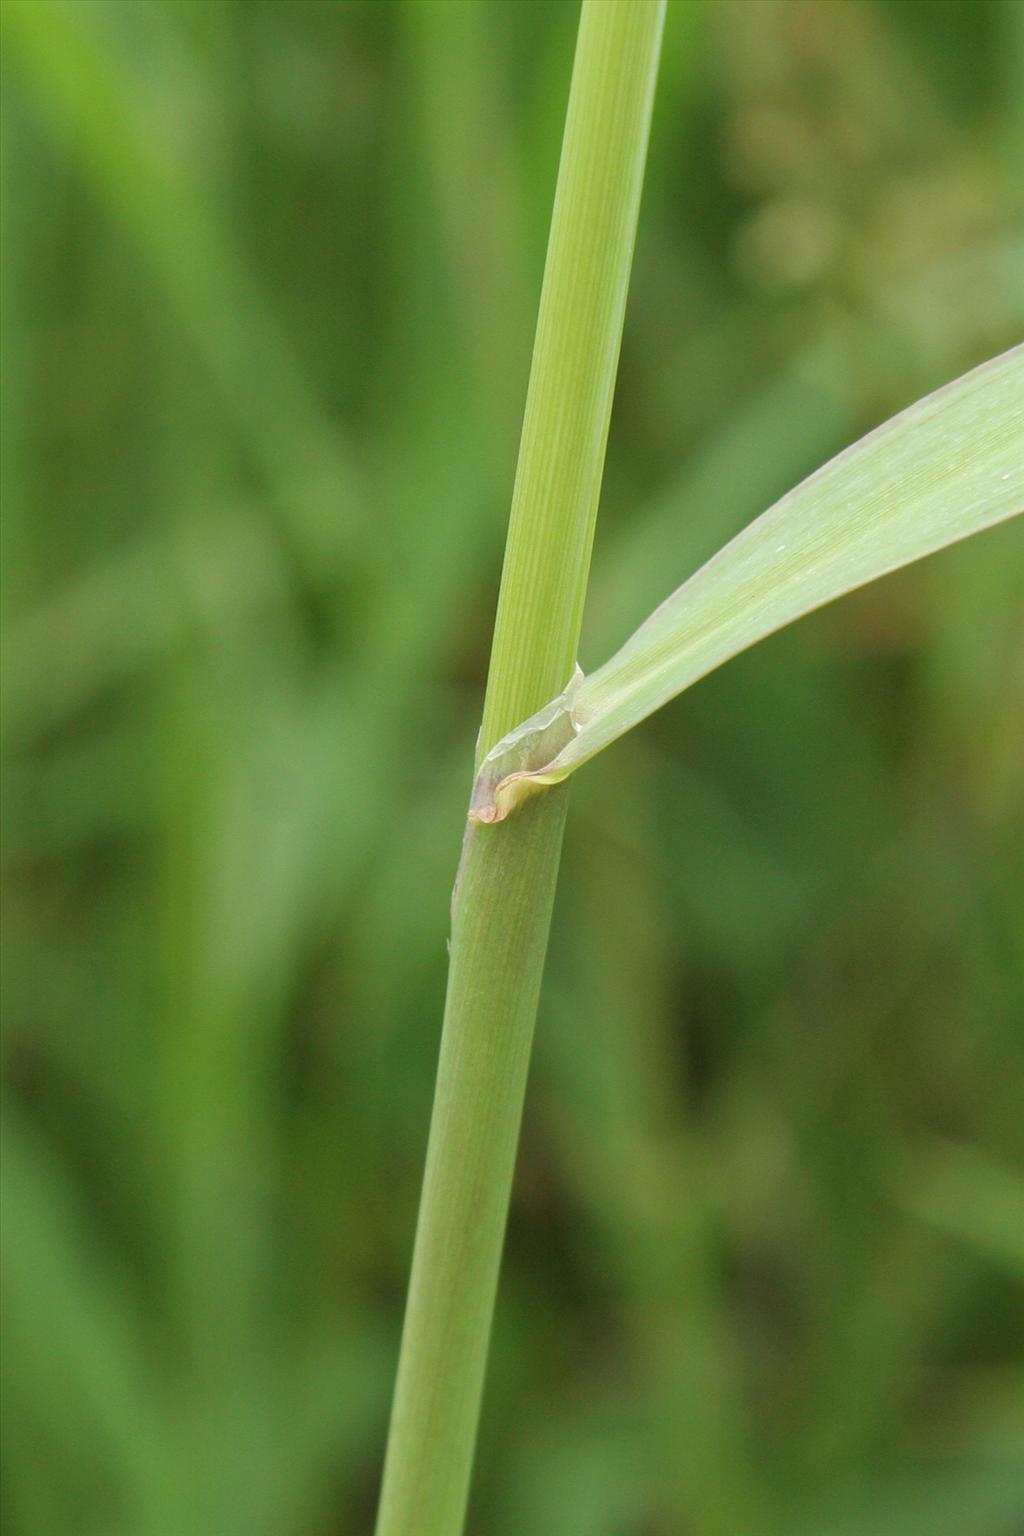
[473,345,1024,821]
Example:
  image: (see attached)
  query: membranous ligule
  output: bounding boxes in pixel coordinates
[470,665,583,823]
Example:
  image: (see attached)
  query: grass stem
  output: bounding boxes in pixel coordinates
[374,5,665,1532]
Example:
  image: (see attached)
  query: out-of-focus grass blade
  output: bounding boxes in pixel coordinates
[1,1104,187,1536]
[897,1138,1024,1283]
[472,346,1024,821]
[1,0,359,578]
[791,1459,1024,1536]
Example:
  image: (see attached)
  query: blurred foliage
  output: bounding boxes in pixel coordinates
[2,2,1023,1533]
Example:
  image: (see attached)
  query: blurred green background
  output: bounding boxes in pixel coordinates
[2,2,1023,1533]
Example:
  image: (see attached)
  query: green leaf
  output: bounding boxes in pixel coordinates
[471,345,1024,822]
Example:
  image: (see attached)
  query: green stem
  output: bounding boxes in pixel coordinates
[374,6,665,1533]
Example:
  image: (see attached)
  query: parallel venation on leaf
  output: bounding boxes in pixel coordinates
[472,344,1024,822]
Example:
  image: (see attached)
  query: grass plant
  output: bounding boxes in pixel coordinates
[374,7,667,1531]
[376,5,1022,1533]
[4,4,1024,1536]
